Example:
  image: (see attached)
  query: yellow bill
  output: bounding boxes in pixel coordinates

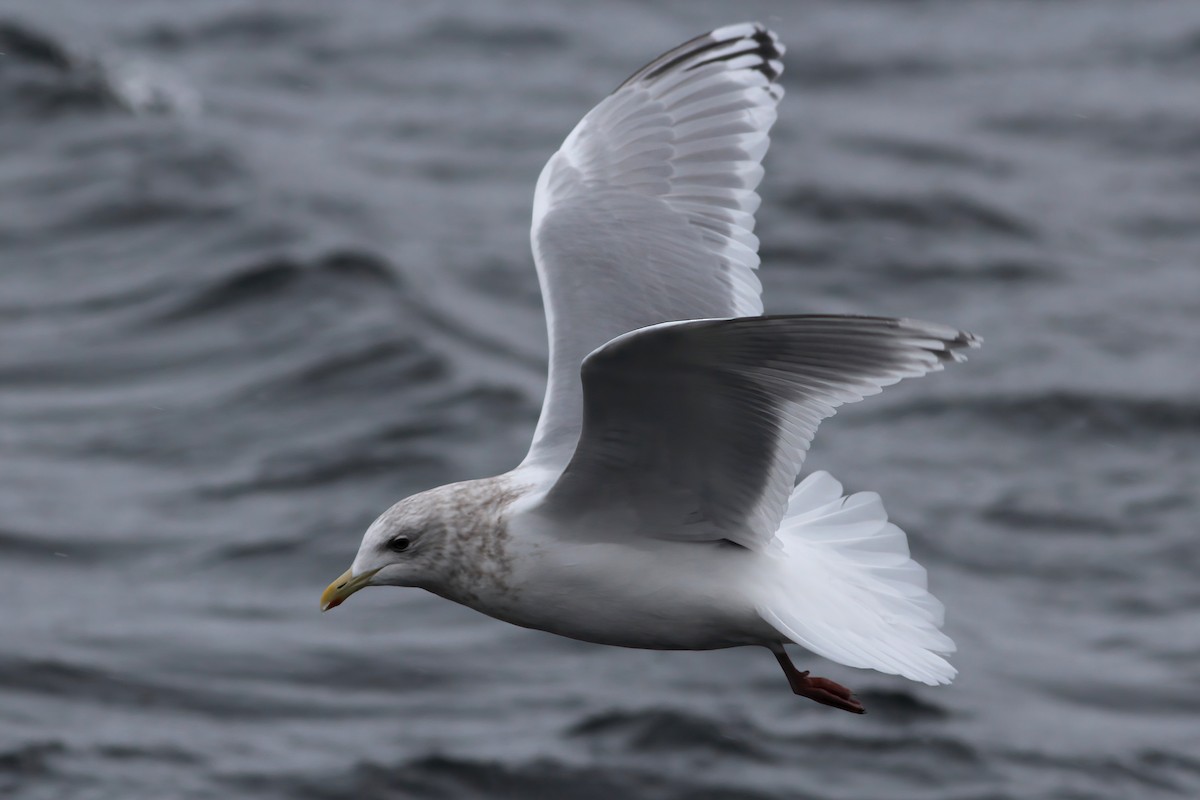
[320,567,380,611]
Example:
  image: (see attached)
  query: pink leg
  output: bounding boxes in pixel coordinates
[773,647,865,714]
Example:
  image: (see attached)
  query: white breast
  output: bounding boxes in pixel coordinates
[463,513,776,651]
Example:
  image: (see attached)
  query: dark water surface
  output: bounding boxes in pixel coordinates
[3,1,1199,798]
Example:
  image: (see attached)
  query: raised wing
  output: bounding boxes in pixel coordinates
[538,316,979,551]
[522,23,784,472]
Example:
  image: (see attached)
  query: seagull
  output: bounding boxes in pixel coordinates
[320,22,978,714]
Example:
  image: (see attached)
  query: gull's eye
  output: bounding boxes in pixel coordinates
[388,535,411,553]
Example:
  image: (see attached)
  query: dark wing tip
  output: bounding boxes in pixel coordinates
[617,22,785,93]
[898,319,981,365]
[686,23,784,83]
[708,314,981,371]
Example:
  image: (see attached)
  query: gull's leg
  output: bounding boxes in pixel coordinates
[771,645,866,714]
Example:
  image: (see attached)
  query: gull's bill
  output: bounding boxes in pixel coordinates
[320,567,380,611]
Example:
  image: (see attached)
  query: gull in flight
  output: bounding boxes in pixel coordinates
[321,22,979,713]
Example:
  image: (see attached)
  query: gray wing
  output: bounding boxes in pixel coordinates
[538,316,980,551]
[522,23,784,473]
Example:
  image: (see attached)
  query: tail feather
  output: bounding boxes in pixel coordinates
[757,471,956,686]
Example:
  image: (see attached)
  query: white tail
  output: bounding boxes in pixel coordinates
[756,471,956,685]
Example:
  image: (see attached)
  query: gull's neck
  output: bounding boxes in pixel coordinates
[420,474,530,606]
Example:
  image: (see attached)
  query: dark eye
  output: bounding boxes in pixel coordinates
[388,536,411,553]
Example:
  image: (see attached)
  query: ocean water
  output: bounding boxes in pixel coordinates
[2,1,1199,798]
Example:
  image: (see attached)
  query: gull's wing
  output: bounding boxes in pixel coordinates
[538,316,979,551]
[522,23,784,472]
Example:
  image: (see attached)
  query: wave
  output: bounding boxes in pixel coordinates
[891,391,1200,435]
[852,688,949,719]
[568,708,770,760]
[0,526,146,563]
[1116,28,1200,67]
[0,18,198,117]
[0,740,65,782]
[984,110,1200,159]
[778,185,1036,239]
[0,20,71,70]
[980,506,1123,536]
[415,18,568,51]
[1160,28,1200,63]
[257,719,988,800]
[763,248,1054,285]
[149,250,400,324]
[131,9,326,51]
[837,133,1013,176]
[787,52,947,88]
[0,656,329,720]
[873,257,1052,284]
[245,752,782,800]
[1003,744,1200,795]
[198,436,449,499]
[0,20,119,116]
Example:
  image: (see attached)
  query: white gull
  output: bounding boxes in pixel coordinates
[320,22,979,713]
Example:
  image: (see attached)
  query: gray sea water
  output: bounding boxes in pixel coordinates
[2,1,1199,798]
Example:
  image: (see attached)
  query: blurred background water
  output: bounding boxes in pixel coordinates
[2,1,1199,798]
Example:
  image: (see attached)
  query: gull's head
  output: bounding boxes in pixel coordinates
[320,490,449,612]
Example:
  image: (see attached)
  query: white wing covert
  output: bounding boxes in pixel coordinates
[523,23,784,472]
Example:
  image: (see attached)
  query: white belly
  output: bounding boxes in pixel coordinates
[442,528,776,651]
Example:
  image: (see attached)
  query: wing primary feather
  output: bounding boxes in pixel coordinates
[523,23,784,472]
[618,23,784,92]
